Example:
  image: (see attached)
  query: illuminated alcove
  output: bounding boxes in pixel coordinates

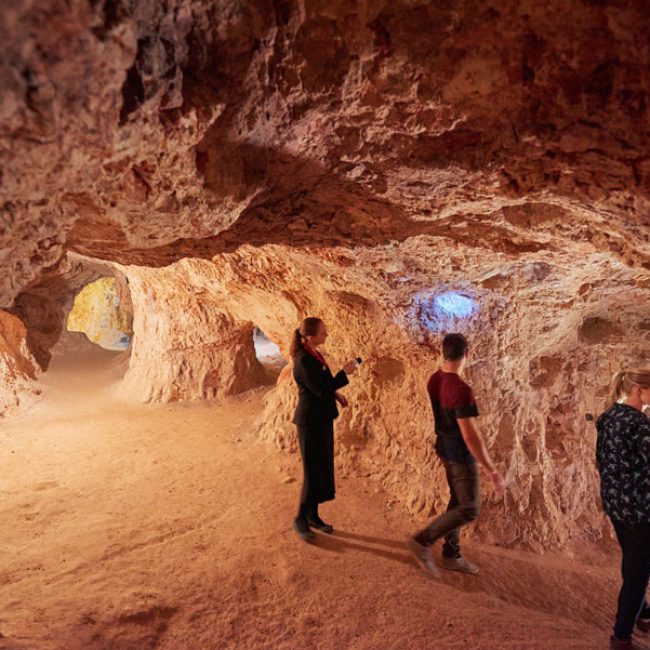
[411,289,480,334]
[67,277,133,351]
[253,326,287,378]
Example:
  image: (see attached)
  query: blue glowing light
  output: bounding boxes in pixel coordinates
[412,290,479,333]
[433,292,477,319]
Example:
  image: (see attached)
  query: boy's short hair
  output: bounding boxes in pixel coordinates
[442,333,468,361]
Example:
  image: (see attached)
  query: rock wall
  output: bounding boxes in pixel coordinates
[117,262,267,403]
[0,311,40,416]
[99,245,649,550]
[246,247,650,551]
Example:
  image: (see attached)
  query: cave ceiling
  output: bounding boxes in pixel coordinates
[0,0,649,305]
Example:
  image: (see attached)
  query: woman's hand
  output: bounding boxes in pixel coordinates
[335,393,348,408]
[343,360,358,374]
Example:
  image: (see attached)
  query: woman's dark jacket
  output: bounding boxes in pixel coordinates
[291,349,349,425]
[596,402,650,524]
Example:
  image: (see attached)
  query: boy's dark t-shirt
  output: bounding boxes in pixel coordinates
[427,369,479,464]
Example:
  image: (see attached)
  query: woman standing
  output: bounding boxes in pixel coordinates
[290,317,357,542]
[596,370,650,650]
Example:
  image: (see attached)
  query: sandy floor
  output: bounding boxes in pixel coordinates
[0,356,647,650]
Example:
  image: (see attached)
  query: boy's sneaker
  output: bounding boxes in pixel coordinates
[406,538,441,579]
[440,556,480,575]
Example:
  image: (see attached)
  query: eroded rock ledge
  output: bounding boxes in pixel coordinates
[0,311,40,416]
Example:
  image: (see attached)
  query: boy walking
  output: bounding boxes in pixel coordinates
[408,333,505,577]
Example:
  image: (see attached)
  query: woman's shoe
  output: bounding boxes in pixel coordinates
[610,636,644,649]
[307,518,334,534]
[637,618,650,633]
[293,517,316,542]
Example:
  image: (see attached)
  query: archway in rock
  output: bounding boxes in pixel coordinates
[252,326,287,379]
[113,261,271,403]
[66,277,133,352]
[44,273,136,383]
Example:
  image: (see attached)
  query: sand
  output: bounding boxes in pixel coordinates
[0,357,646,650]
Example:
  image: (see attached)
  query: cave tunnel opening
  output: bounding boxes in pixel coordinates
[52,274,134,379]
[66,277,133,351]
[252,326,287,381]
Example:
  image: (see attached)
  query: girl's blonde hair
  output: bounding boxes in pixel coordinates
[610,369,650,402]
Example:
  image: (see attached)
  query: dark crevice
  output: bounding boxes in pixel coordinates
[585,59,619,100]
[366,14,392,57]
[91,0,130,40]
[119,64,145,125]
[273,0,292,26]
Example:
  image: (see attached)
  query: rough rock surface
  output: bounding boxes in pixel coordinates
[0,310,40,416]
[2,0,649,292]
[117,261,267,403]
[1,1,649,550]
[107,245,649,550]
